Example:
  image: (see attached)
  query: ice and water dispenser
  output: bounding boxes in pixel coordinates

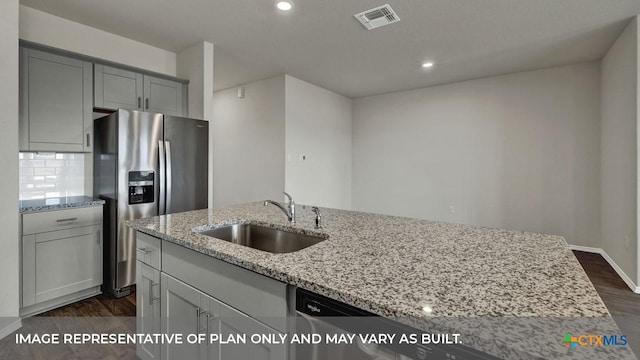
[128,171,154,204]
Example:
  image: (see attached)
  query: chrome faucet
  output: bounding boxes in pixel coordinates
[264,192,296,224]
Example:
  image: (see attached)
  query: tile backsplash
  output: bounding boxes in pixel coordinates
[19,152,85,200]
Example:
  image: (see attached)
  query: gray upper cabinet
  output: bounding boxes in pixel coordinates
[144,75,186,116]
[95,64,187,117]
[19,48,93,152]
[94,64,144,111]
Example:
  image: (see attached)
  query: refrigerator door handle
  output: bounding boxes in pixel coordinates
[166,141,173,214]
[159,140,166,215]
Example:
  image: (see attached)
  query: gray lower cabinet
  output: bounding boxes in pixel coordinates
[136,231,288,360]
[19,47,93,152]
[21,207,103,316]
[137,261,161,360]
[136,232,162,360]
[161,273,286,360]
[161,273,209,360]
[95,64,187,116]
[216,302,286,360]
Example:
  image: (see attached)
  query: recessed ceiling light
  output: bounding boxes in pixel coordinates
[422,62,434,68]
[276,1,293,11]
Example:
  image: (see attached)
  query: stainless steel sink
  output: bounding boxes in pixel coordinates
[198,223,327,253]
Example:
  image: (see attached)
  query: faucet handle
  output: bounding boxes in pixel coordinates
[283,192,294,204]
[311,206,322,229]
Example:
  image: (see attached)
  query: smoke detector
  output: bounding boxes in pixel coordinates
[354,4,400,30]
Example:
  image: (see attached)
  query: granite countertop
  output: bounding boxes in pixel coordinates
[127,202,635,359]
[19,196,105,214]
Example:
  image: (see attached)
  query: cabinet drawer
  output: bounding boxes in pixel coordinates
[22,206,103,235]
[137,232,161,269]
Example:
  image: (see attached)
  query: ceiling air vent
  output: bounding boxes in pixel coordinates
[354,4,400,30]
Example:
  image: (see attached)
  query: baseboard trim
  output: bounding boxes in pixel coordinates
[0,318,22,341]
[569,245,640,294]
[569,245,602,254]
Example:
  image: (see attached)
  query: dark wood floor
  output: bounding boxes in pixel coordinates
[0,292,137,359]
[2,252,639,359]
[572,250,640,356]
[37,291,136,317]
[572,251,640,316]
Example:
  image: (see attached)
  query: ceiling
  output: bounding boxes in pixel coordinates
[20,0,640,98]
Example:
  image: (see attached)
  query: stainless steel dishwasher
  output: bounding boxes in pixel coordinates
[293,288,501,360]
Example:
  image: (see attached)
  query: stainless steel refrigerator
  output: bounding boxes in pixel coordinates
[94,109,208,297]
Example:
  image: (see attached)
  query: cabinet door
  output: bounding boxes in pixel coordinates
[161,273,208,360]
[216,301,286,360]
[143,75,186,116]
[94,64,143,111]
[22,225,102,307]
[19,48,92,152]
[137,261,161,360]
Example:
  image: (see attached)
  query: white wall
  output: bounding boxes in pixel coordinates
[601,17,638,286]
[0,0,20,325]
[352,63,601,248]
[177,41,214,207]
[177,41,214,119]
[212,76,286,207]
[285,75,352,209]
[19,5,176,76]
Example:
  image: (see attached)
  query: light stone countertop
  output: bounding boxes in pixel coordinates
[127,202,636,359]
[19,196,105,214]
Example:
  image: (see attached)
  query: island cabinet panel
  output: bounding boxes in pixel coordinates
[19,48,93,153]
[136,231,162,360]
[21,207,103,317]
[161,240,288,333]
[161,273,208,360]
[161,272,285,360]
[215,301,286,360]
[136,231,290,360]
[137,261,161,360]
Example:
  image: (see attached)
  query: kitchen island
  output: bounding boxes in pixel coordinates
[128,202,635,359]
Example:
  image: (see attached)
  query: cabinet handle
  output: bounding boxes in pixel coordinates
[56,217,78,223]
[138,96,142,109]
[86,133,90,148]
[145,98,149,109]
[196,307,206,332]
[97,230,100,245]
[148,281,158,306]
[137,248,152,255]
[206,313,214,336]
